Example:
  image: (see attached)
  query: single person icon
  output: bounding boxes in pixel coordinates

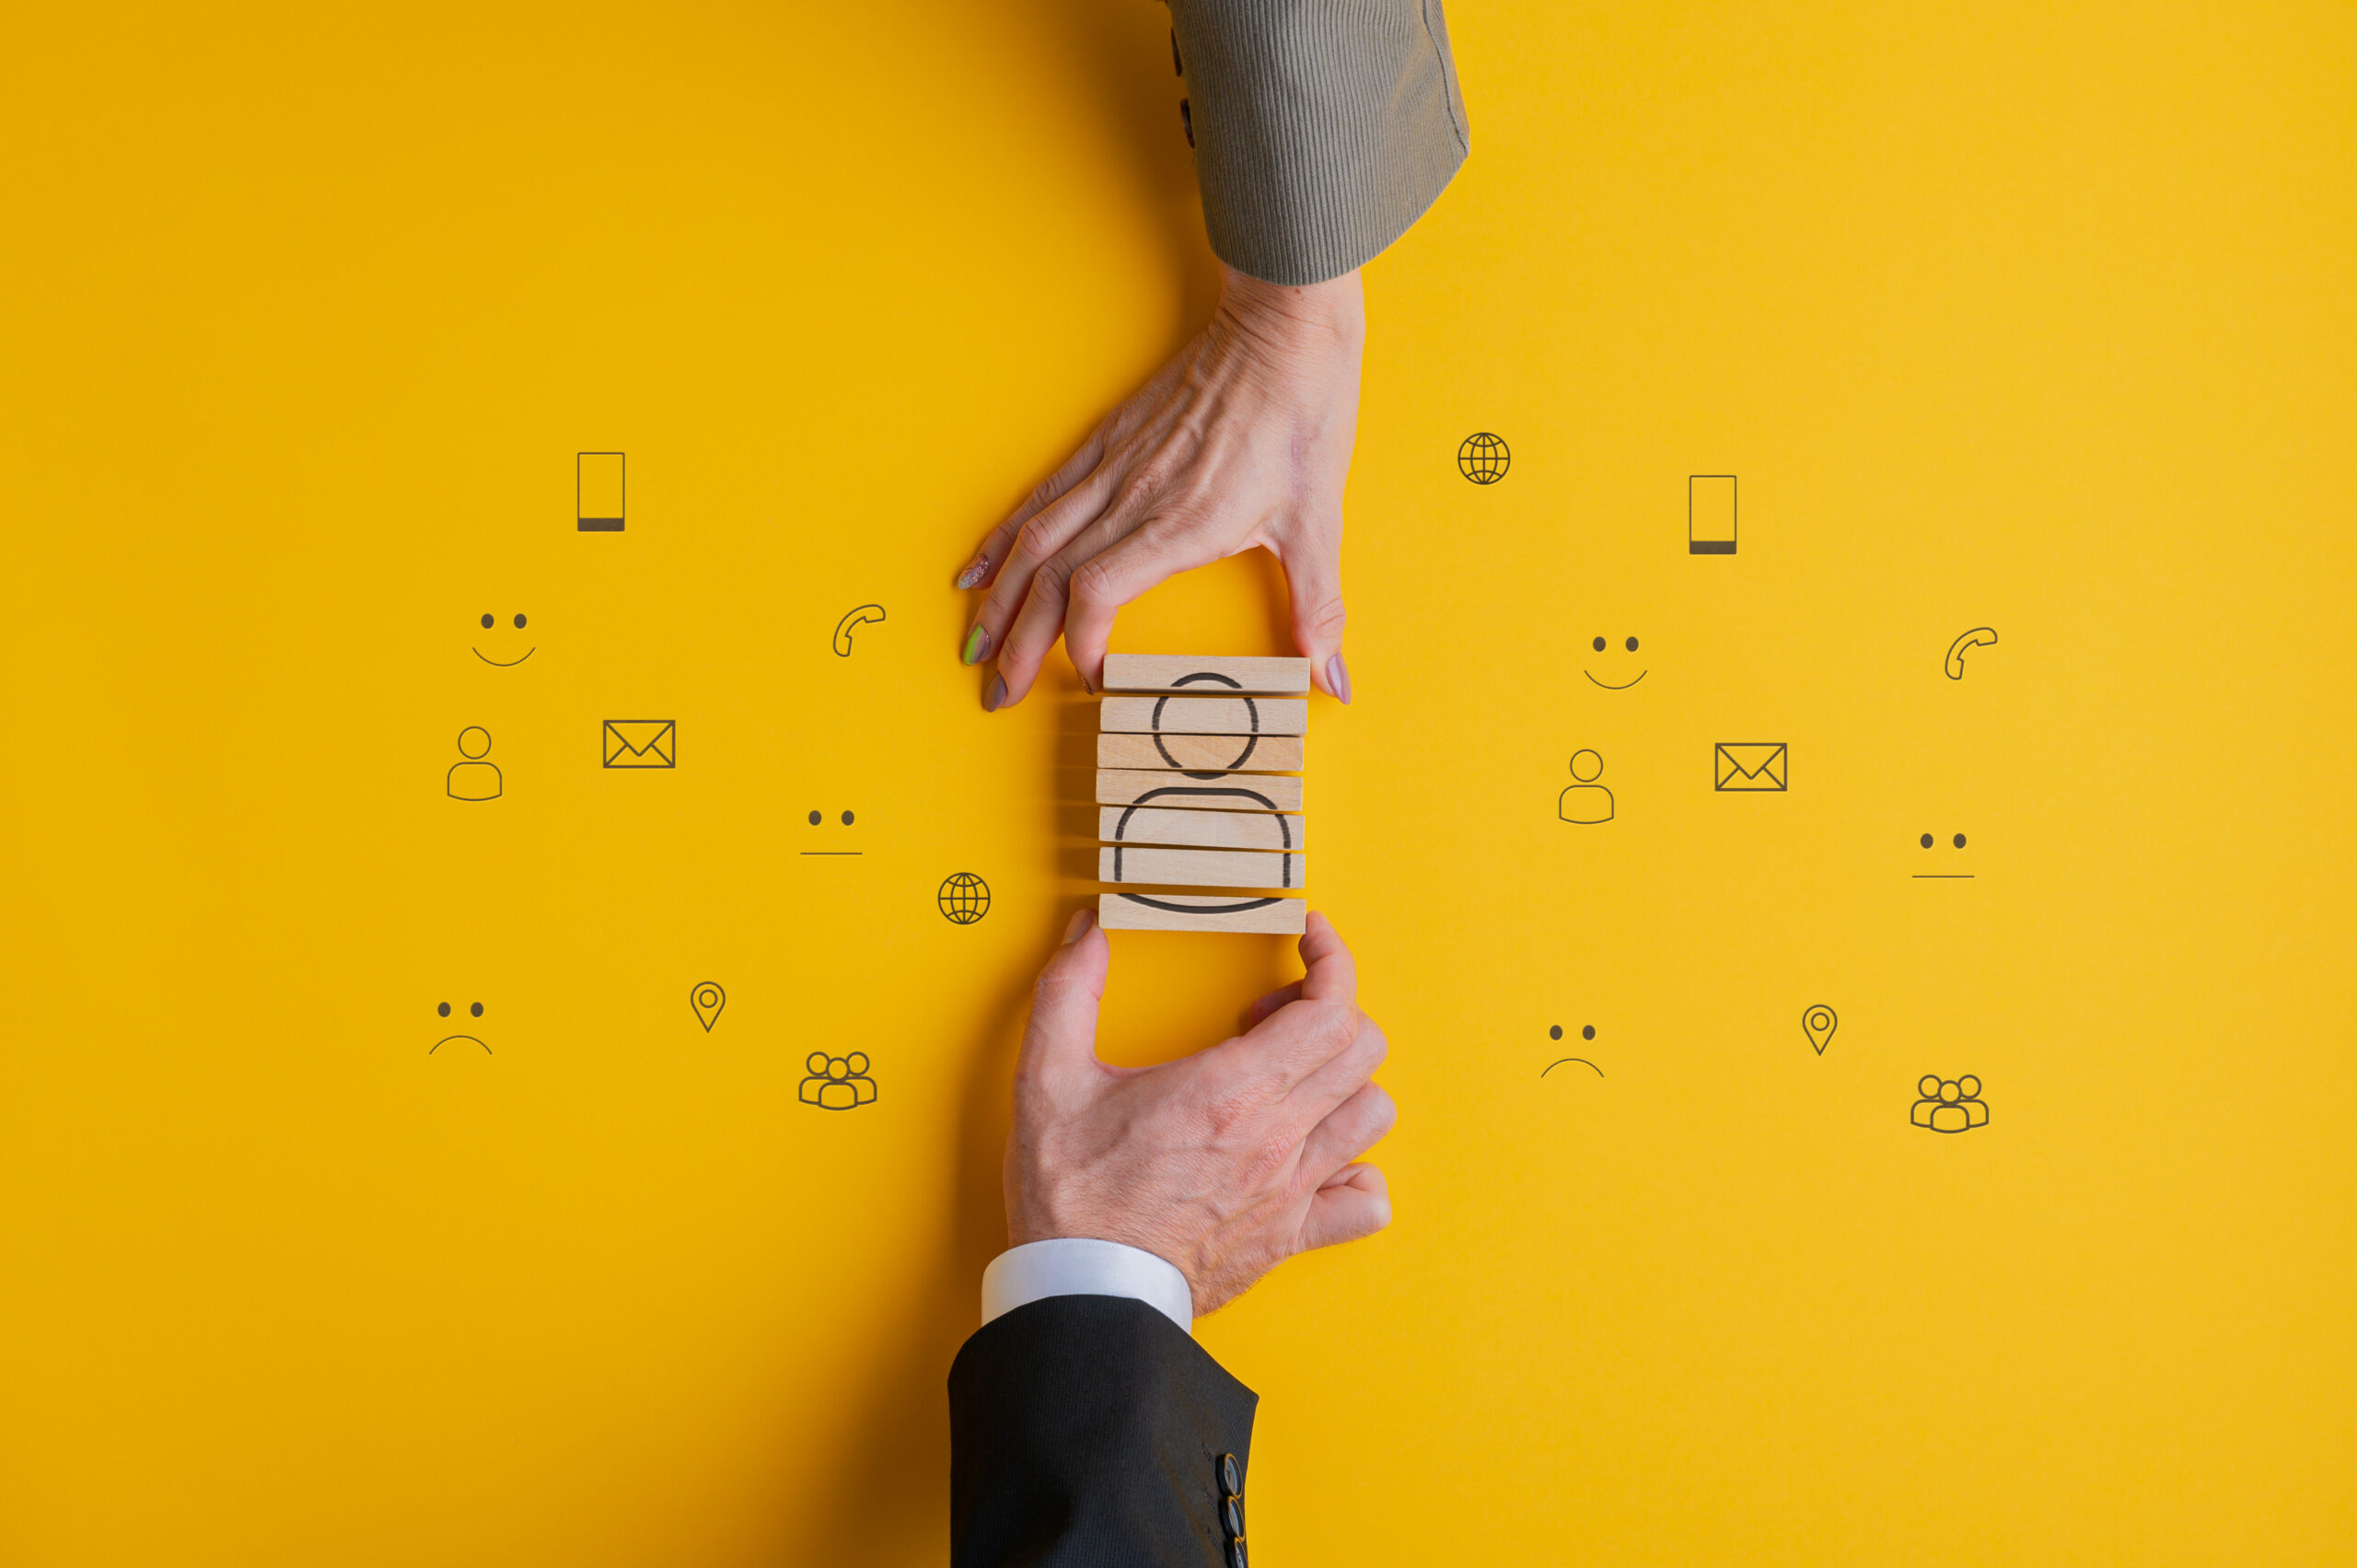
[799,1051,878,1109]
[447,726,503,801]
[1910,1074,1989,1132]
[1558,749,1614,824]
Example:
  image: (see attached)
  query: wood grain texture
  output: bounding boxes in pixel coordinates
[1099,696,1308,736]
[1095,770,1304,812]
[1099,845,1304,889]
[1098,806,1304,852]
[1100,655,1313,694]
[1097,892,1307,935]
[1097,732,1304,773]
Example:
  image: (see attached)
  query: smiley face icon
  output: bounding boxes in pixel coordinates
[1584,634,1646,691]
[431,1001,490,1053]
[472,611,534,667]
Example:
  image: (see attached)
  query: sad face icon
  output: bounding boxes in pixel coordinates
[432,1001,490,1053]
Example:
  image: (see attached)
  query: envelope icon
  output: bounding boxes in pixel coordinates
[604,719,677,769]
[1714,742,1787,791]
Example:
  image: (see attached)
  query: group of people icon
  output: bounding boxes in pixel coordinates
[800,1051,878,1109]
[1911,1075,1989,1132]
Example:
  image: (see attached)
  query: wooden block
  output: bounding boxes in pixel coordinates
[1097,732,1304,773]
[1099,892,1307,935]
[1100,845,1303,890]
[1101,695,1307,736]
[1101,655,1313,694]
[1096,770,1303,812]
[1099,806,1304,853]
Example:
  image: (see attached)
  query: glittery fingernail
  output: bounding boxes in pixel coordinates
[962,625,991,666]
[983,674,1008,712]
[956,555,989,590]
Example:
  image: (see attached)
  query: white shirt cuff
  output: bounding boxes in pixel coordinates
[981,1238,1194,1335]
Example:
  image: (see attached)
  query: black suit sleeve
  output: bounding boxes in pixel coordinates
[949,1295,1257,1568]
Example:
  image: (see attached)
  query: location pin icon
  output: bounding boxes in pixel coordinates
[1802,1005,1838,1055]
[691,981,726,1033]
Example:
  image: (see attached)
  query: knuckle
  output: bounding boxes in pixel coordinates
[1014,516,1064,566]
[1026,555,1074,608]
[1306,1000,1359,1055]
[1195,1078,1273,1142]
[1242,1136,1299,1194]
[1114,453,1179,512]
[1068,554,1121,610]
[1299,593,1348,643]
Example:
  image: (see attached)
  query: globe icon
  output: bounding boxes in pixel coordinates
[1457,432,1510,484]
[937,872,991,925]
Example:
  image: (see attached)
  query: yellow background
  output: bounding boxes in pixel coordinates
[4,1,2352,1562]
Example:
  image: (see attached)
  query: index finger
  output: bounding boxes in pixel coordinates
[958,427,1108,593]
[1061,519,1223,695]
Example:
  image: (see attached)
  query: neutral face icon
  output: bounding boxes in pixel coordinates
[1914,832,1972,877]
[1585,635,1646,690]
[432,1001,489,1053]
[472,612,534,667]
[803,809,860,854]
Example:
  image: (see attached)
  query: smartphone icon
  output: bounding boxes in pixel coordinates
[578,452,624,532]
[1689,474,1736,554]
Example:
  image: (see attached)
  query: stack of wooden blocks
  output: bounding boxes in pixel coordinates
[1095,655,1311,935]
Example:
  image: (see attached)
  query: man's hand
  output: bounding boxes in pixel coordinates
[1005,910,1395,1317]
[957,264,1363,711]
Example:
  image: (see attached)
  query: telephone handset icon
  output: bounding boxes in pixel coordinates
[1945,626,1997,679]
[833,603,887,656]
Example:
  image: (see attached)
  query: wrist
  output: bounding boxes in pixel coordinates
[1216,263,1365,357]
[1008,1203,1192,1285]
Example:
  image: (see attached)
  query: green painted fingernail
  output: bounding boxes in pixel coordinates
[962,625,990,665]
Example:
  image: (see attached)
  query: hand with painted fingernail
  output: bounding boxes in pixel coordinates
[956,263,1362,712]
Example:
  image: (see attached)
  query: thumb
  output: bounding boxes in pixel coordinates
[1299,1163,1391,1253]
[1015,909,1109,1095]
[1278,528,1350,703]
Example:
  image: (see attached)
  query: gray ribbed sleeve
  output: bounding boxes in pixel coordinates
[1168,0,1469,285]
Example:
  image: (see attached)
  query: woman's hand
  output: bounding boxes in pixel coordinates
[1005,910,1394,1318]
[957,264,1363,710]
